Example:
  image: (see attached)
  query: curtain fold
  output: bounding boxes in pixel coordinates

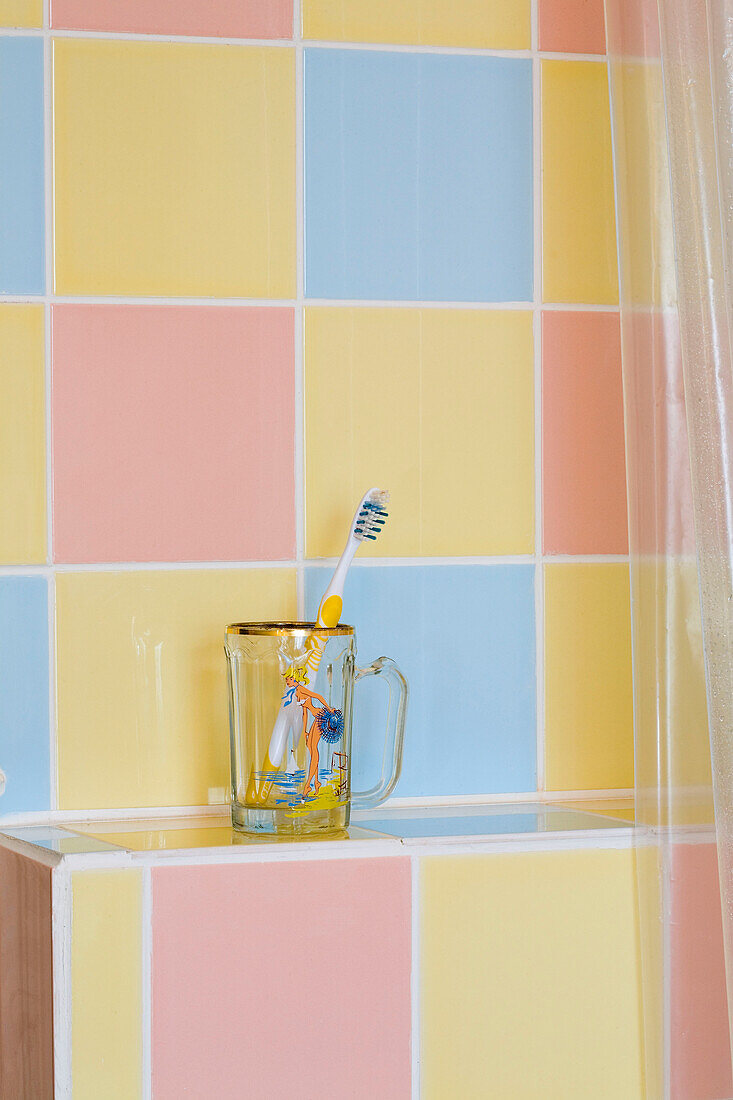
[605,0,733,1093]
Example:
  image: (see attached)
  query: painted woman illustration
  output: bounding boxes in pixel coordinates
[282,665,344,797]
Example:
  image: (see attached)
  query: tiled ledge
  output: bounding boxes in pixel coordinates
[0,799,638,869]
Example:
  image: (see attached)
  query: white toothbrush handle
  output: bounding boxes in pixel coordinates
[267,699,299,769]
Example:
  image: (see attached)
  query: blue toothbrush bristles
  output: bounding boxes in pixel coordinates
[353,489,390,540]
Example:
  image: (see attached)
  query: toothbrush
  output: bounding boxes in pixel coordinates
[248,488,389,803]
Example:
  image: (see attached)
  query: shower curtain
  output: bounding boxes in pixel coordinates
[604,0,733,1094]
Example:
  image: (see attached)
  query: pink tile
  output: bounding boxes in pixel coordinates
[670,843,733,1100]
[622,309,695,557]
[52,305,295,563]
[539,0,606,54]
[152,858,412,1100]
[604,0,661,58]
[51,0,292,38]
[542,311,628,555]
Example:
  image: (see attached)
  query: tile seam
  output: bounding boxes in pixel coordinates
[43,0,57,815]
[141,866,152,1100]
[51,863,72,1099]
[0,554,631,575]
[532,0,545,794]
[411,854,421,1100]
[1,27,610,62]
[2,294,622,311]
[294,0,305,616]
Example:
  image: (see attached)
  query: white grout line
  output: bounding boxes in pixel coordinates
[294,0,306,619]
[52,864,72,1099]
[0,26,611,62]
[141,866,152,1100]
[0,293,622,310]
[0,553,630,576]
[411,855,421,1100]
[532,0,545,794]
[662,841,671,1100]
[42,0,58,815]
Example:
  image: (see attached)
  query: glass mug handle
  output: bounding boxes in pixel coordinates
[350,656,409,810]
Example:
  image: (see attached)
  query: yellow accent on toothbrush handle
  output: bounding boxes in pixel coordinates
[318,593,343,628]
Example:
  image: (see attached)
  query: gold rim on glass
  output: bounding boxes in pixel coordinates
[226,621,355,637]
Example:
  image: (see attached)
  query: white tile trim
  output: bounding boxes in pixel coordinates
[52,863,72,1099]
[141,866,152,1100]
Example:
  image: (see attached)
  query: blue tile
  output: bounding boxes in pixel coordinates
[0,37,45,294]
[304,564,536,798]
[304,49,533,302]
[358,813,540,838]
[0,577,50,813]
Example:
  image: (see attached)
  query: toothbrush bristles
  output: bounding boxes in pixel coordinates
[353,488,390,541]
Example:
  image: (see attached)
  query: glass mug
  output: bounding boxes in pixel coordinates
[225,622,408,836]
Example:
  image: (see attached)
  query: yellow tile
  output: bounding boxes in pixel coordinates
[53,39,295,297]
[56,568,296,810]
[72,870,142,1100]
[545,563,634,790]
[303,0,530,49]
[0,0,42,26]
[421,848,645,1099]
[542,60,619,304]
[305,308,534,557]
[635,843,664,1097]
[610,61,675,307]
[633,558,712,825]
[0,306,46,563]
[552,796,635,822]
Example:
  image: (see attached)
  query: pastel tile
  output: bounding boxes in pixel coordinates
[670,843,733,1099]
[421,848,644,1098]
[545,564,634,791]
[305,565,536,797]
[542,310,628,554]
[54,39,295,297]
[303,0,530,49]
[305,308,534,557]
[52,0,291,37]
[0,846,53,1098]
[0,577,50,814]
[632,562,711,828]
[56,568,296,810]
[542,60,618,303]
[305,49,533,301]
[605,0,660,58]
[0,306,46,563]
[611,60,675,306]
[622,312,695,559]
[538,0,606,53]
[52,305,295,563]
[0,37,44,293]
[72,870,142,1100]
[153,858,412,1098]
[0,1,42,26]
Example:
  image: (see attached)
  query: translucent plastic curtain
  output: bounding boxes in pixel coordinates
[605,0,733,1093]
[657,0,733,1054]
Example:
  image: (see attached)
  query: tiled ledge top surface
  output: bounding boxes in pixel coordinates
[0,799,637,866]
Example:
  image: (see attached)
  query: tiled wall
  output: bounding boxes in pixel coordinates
[0,0,632,817]
[66,844,645,1099]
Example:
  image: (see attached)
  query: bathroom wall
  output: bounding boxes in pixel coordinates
[0,0,632,816]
